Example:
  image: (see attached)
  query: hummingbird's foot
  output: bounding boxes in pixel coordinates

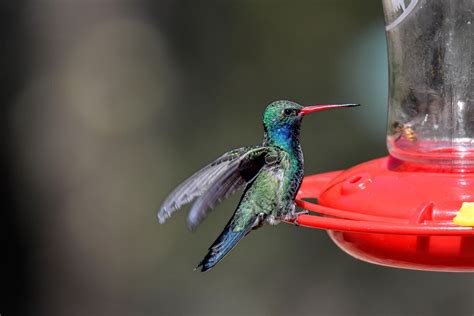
[295,210,309,216]
[293,210,309,226]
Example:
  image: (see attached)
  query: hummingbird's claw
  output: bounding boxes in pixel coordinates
[293,210,309,226]
[296,210,309,216]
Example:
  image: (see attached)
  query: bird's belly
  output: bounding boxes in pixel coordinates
[266,201,295,225]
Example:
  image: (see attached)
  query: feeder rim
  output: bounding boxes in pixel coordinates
[291,199,474,236]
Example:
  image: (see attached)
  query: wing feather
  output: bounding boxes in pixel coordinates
[187,165,246,229]
[158,146,268,225]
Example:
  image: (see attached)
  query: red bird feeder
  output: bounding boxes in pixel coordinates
[292,0,474,271]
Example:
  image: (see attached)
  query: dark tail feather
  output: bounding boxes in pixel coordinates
[195,218,254,272]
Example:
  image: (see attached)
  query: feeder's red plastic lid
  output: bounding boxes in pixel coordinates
[294,156,474,272]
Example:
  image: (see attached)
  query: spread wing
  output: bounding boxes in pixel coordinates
[158,146,272,229]
[195,149,291,272]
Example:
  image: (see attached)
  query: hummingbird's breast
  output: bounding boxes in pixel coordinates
[275,145,304,218]
[287,148,304,198]
[262,127,304,218]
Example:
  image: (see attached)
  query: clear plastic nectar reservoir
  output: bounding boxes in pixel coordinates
[383,0,474,168]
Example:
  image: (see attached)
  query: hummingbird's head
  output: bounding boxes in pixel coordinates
[263,100,359,147]
[263,100,304,132]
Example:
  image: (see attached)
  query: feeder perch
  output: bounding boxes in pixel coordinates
[291,0,474,272]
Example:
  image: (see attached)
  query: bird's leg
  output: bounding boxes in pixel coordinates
[284,206,309,226]
[294,210,309,216]
[293,210,310,226]
[251,213,268,230]
[295,210,309,216]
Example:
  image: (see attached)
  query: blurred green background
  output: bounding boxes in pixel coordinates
[3,0,473,315]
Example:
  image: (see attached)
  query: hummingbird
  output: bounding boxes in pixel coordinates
[158,100,359,271]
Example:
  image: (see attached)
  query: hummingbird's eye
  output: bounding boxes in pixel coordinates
[283,108,294,116]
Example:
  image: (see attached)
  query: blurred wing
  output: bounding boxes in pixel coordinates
[187,147,274,229]
[195,150,291,271]
[158,146,270,227]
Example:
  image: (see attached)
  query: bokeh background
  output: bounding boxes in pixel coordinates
[3,1,474,315]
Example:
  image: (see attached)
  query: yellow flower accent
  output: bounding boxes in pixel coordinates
[453,202,474,227]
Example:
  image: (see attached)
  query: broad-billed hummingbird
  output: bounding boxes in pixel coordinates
[158,100,359,271]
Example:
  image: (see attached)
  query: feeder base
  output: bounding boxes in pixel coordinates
[295,156,474,272]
